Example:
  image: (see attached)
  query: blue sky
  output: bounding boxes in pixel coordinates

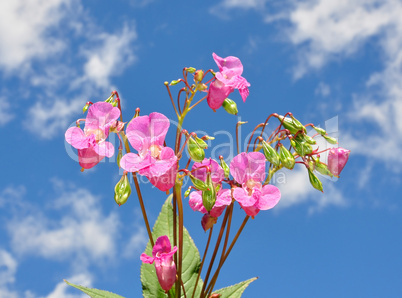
[1,0,401,297]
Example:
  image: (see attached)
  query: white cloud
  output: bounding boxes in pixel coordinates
[0,249,18,298]
[315,82,331,97]
[219,0,266,9]
[123,226,148,259]
[0,0,73,73]
[0,97,14,126]
[7,183,120,271]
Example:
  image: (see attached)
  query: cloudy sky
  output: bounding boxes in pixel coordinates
[1,0,401,297]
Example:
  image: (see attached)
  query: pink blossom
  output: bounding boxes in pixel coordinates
[140,235,177,292]
[65,102,120,169]
[230,152,281,218]
[192,158,225,184]
[120,112,177,191]
[189,189,232,218]
[207,53,250,110]
[327,147,350,177]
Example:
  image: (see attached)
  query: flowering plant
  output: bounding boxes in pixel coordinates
[64,53,350,297]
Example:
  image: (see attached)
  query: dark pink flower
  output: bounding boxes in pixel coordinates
[65,102,120,169]
[120,112,177,191]
[327,147,350,177]
[207,53,250,110]
[230,152,281,218]
[140,235,177,292]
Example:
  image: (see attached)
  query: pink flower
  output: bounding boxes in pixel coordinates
[189,189,232,218]
[140,235,177,292]
[65,102,120,169]
[120,112,177,191]
[230,152,281,218]
[192,158,225,184]
[207,53,250,110]
[327,147,350,177]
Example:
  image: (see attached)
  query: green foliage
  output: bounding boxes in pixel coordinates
[141,195,203,297]
[64,280,125,298]
[212,277,258,298]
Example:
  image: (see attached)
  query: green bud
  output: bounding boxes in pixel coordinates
[187,137,205,162]
[189,174,209,191]
[290,115,307,133]
[83,104,89,113]
[301,134,316,145]
[323,135,338,144]
[222,98,238,115]
[313,126,326,136]
[184,187,191,198]
[195,136,208,149]
[219,156,230,178]
[186,67,196,74]
[279,144,295,169]
[261,140,280,167]
[194,69,204,81]
[111,100,118,107]
[277,115,302,135]
[170,79,180,86]
[116,149,123,168]
[308,169,323,192]
[114,174,131,206]
[291,138,312,156]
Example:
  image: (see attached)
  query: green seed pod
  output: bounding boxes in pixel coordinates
[290,115,307,133]
[114,174,131,206]
[187,137,205,162]
[195,136,208,149]
[323,135,338,144]
[170,79,180,86]
[184,187,191,198]
[279,145,295,169]
[308,169,323,192]
[261,140,280,167]
[222,98,238,115]
[314,161,334,178]
[202,173,216,211]
[303,135,317,145]
[291,138,312,156]
[186,67,196,74]
[277,115,302,135]
[116,149,123,168]
[189,174,209,191]
[194,69,203,81]
[313,126,326,136]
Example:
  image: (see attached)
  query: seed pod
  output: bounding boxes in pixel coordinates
[277,115,302,135]
[308,169,323,192]
[222,98,238,115]
[261,140,280,167]
[202,173,216,212]
[323,135,338,145]
[219,156,230,178]
[187,137,205,162]
[313,126,326,136]
[114,174,131,206]
[279,144,295,169]
[189,174,209,191]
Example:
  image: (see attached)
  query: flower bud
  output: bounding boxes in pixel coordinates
[314,160,333,177]
[201,213,218,232]
[187,137,205,162]
[327,147,350,177]
[261,140,280,167]
[290,138,312,156]
[195,136,208,149]
[279,144,295,169]
[116,148,123,168]
[186,67,196,74]
[170,79,180,86]
[82,101,93,113]
[196,83,208,91]
[290,115,307,133]
[202,173,216,211]
[184,187,191,198]
[194,69,204,82]
[219,156,230,178]
[114,173,131,206]
[308,169,323,192]
[222,98,238,115]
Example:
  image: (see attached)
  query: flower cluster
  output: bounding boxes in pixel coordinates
[64,53,350,297]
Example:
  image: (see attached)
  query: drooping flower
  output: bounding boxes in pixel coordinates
[230,152,281,218]
[120,112,177,191]
[140,235,177,292]
[65,102,120,169]
[207,53,250,110]
[327,147,350,177]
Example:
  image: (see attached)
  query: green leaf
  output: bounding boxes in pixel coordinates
[141,195,203,298]
[64,280,125,298]
[212,277,258,298]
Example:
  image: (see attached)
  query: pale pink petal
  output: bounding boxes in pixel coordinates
[65,127,90,149]
[189,191,207,213]
[78,147,103,169]
[214,189,232,208]
[232,187,257,207]
[230,152,265,184]
[239,85,250,102]
[120,152,152,172]
[207,79,233,110]
[212,53,243,75]
[140,253,154,264]
[94,141,114,158]
[256,185,281,210]
[192,158,224,183]
[85,102,120,134]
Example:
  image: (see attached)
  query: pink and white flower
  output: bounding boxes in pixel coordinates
[230,152,281,218]
[65,102,120,169]
[327,147,350,177]
[207,53,250,110]
[140,235,177,292]
[120,112,177,191]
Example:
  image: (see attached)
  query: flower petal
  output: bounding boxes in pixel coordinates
[230,152,266,184]
[239,205,260,218]
[78,147,103,169]
[85,102,120,135]
[94,141,114,158]
[207,79,233,110]
[120,152,152,172]
[152,235,172,256]
[192,158,224,183]
[256,185,281,210]
[65,127,90,149]
[232,187,257,207]
[189,191,207,214]
[212,53,243,76]
[140,253,155,264]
